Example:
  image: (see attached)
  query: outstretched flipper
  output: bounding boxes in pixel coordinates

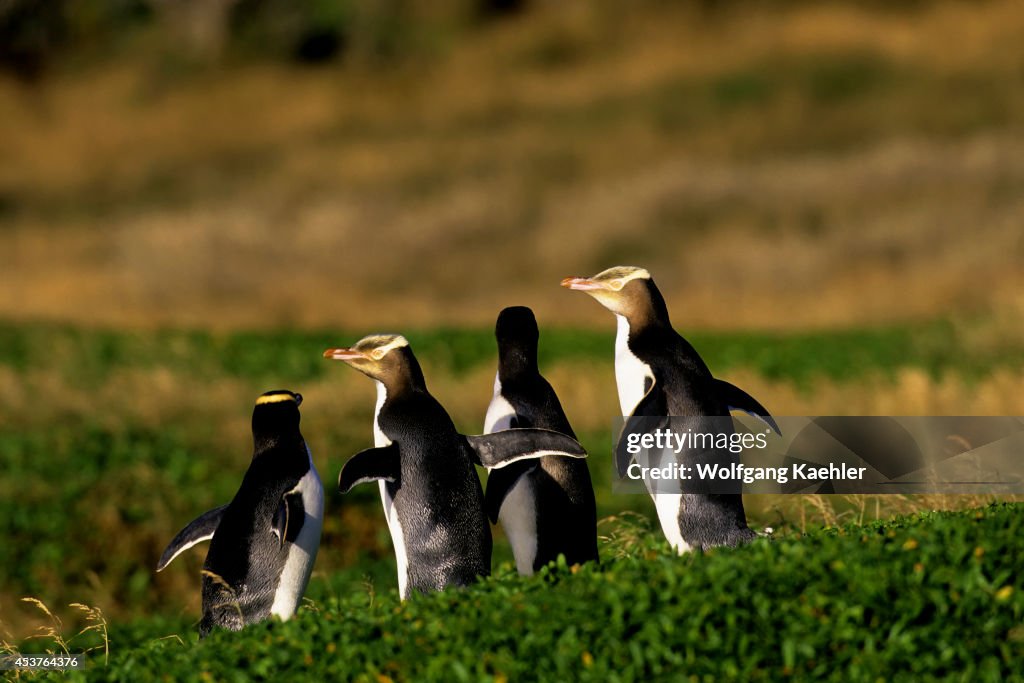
[484,460,538,523]
[715,379,781,435]
[466,429,586,469]
[614,380,668,477]
[157,504,229,571]
[338,443,401,494]
[272,490,305,548]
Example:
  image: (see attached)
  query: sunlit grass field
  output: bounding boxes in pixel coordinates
[2,316,1023,644]
[2,0,1023,330]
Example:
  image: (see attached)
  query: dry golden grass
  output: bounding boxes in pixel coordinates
[0,598,108,674]
[0,0,1023,330]
[4,353,1024,442]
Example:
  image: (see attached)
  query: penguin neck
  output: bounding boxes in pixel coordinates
[253,430,302,457]
[648,281,672,327]
[497,344,538,383]
[380,354,427,398]
[623,281,672,335]
[615,308,672,350]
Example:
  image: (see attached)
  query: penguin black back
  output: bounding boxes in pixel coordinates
[158,389,323,637]
[485,306,599,574]
[200,390,317,634]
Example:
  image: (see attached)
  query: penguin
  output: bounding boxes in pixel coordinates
[156,390,323,637]
[561,266,779,552]
[323,334,588,599]
[483,306,599,575]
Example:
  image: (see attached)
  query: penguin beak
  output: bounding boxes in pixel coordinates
[561,276,605,291]
[323,347,367,362]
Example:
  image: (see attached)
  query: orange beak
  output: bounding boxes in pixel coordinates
[561,276,604,291]
[323,347,366,361]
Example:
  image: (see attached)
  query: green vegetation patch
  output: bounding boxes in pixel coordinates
[2,318,1021,631]
[0,426,234,618]
[64,503,1024,682]
[2,317,1022,386]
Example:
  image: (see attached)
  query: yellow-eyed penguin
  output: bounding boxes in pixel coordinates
[561,267,779,552]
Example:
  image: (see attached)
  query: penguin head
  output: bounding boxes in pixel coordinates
[323,334,425,389]
[252,390,303,453]
[495,306,540,376]
[561,266,665,320]
[495,306,539,349]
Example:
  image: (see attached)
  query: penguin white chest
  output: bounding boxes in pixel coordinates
[497,475,538,576]
[373,381,391,448]
[615,315,653,415]
[270,448,324,620]
[652,492,689,555]
[380,480,409,599]
[614,317,690,555]
[484,373,516,434]
[373,382,410,599]
[483,376,539,575]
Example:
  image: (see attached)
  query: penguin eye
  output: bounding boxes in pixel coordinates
[610,279,625,291]
[370,349,386,360]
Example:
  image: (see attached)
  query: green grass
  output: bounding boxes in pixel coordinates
[1,318,1022,648]
[48,503,1024,682]
[2,317,1020,387]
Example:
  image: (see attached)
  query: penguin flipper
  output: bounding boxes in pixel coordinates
[272,490,305,548]
[615,381,668,477]
[715,379,781,435]
[156,504,229,571]
[484,460,538,524]
[465,429,586,469]
[338,443,401,494]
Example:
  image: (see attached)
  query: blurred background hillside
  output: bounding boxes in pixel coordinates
[2,0,1022,329]
[2,0,1024,643]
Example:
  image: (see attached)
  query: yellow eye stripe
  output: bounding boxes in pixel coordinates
[255,393,297,406]
[592,266,650,284]
[355,334,409,359]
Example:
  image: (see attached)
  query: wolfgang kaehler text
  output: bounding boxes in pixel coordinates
[626,461,868,484]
